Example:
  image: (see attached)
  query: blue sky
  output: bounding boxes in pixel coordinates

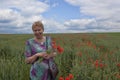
[0,0,120,34]
[42,0,81,22]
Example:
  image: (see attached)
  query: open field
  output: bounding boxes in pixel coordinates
[0,33,120,80]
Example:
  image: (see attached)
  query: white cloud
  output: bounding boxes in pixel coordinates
[0,9,20,21]
[65,0,120,19]
[0,0,49,15]
[64,19,97,29]
[42,19,66,33]
[0,0,120,33]
[0,0,66,34]
[65,0,120,32]
[0,0,50,33]
[63,18,120,33]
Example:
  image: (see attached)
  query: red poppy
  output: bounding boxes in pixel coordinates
[57,45,64,53]
[69,74,74,79]
[94,60,99,68]
[65,76,70,80]
[52,41,56,45]
[59,77,64,80]
[52,42,57,49]
[87,41,92,46]
[116,63,120,67]
[99,63,104,68]
[51,40,64,54]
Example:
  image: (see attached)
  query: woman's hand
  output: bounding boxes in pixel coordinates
[36,52,57,59]
[36,52,49,59]
[25,52,55,64]
[36,52,47,57]
[42,52,54,59]
[44,52,57,59]
[25,52,46,64]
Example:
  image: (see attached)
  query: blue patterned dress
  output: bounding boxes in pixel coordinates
[25,36,53,80]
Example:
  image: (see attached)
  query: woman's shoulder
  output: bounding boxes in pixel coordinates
[27,38,34,42]
[26,38,34,44]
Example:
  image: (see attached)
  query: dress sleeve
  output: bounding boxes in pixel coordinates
[24,40,32,58]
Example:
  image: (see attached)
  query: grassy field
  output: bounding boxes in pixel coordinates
[0,33,120,80]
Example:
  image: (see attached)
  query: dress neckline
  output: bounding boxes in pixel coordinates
[33,36,46,45]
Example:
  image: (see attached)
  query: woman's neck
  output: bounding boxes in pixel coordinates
[35,36,45,42]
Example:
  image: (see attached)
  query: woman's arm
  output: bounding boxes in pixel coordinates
[25,52,47,64]
[45,52,57,59]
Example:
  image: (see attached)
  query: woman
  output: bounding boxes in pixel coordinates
[24,21,57,80]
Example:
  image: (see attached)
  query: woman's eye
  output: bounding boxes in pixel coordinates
[34,29,41,32]
[38,29,41,31]
[34,30,37,32]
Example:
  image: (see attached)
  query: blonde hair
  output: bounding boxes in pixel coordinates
[32,21,44,31]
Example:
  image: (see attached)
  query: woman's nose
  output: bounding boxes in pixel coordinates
[36,30,40,33]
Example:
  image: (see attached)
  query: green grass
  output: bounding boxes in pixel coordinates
[0,33,120,80]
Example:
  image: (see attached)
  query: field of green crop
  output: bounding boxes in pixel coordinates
[0,33,120,80]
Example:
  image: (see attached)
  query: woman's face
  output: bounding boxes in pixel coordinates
[33,26,44,39]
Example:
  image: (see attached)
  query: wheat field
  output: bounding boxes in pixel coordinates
[0,33,120,80]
